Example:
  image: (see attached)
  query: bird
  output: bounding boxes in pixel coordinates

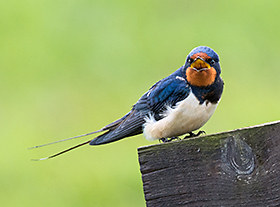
[31,46,224,160]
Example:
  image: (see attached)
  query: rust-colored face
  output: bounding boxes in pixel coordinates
[186,54,217,87]
[190,52,211,60]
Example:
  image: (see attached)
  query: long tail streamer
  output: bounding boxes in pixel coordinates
[29,129,104,161]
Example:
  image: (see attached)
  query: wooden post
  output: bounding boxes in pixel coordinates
[138,120,280,207]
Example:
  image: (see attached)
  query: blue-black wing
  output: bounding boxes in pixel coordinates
[144,76,191,119]
[89,109,145,145]
[90,75,190,145]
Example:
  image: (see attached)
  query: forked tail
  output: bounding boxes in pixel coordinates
[29,129,104,161]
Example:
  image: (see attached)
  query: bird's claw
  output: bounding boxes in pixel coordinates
[159,136,181,143]
[183,130,206,139]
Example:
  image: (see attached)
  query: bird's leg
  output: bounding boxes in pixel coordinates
[159,136,180,143]
[183,131,206,139]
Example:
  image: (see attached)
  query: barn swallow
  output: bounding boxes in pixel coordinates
[31,46,224,160]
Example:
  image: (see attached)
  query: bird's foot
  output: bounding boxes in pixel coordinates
[183,131,206,139]
[159,136,180,143]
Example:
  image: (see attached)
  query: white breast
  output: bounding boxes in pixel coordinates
[143,92,218,141]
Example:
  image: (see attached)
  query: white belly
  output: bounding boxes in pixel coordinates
[143,92,218,141]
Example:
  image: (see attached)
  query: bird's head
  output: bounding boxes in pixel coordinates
[184,46,221,87]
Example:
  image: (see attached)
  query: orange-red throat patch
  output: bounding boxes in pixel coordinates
[186,59,217,87]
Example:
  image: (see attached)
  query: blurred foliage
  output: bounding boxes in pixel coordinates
[1,0,280,206]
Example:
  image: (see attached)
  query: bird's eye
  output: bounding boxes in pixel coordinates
[187,58,193,64]
[210,59,215,65]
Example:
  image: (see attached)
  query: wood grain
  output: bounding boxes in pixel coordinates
[138,121,280,207]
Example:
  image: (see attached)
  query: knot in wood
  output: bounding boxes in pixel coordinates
[222,136,255,175]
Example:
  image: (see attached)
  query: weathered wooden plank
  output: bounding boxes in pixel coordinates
[138,121,280,207]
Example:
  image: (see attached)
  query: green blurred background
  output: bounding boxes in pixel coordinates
[1,0,280,206]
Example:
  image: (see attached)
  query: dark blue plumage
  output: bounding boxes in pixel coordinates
[89,68,189,145]
[188,46,220,64]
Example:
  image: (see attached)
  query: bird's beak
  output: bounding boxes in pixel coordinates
[190,57,211,71]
